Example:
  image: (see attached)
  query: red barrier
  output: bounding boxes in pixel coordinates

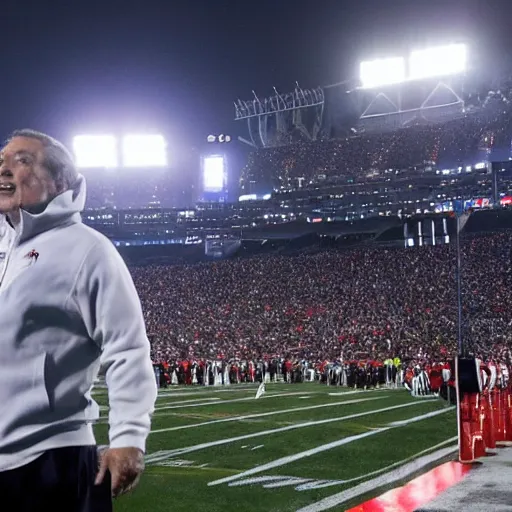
[483,390,496,449]
[494,388,506,442]
[459,392,486,463]
[504,388,512,443]
[458,359,512,463]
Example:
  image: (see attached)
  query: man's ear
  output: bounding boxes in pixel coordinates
[54,177,67,194]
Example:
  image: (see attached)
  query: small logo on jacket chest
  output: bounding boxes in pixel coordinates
[25,249,39,262]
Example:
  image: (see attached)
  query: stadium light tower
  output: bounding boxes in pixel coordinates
[73,135,118,169]
[121,134,167,167]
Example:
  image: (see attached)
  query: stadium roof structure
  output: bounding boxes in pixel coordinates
[235,43,469,146]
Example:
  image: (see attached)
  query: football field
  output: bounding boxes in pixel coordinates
[93,384,457,512]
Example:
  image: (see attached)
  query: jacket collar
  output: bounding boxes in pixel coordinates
[0,174,86,245]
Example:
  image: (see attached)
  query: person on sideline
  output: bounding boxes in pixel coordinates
[0,129,157,511]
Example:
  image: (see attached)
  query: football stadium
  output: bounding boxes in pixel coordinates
[72,41,512,511]
[3,5,512,508]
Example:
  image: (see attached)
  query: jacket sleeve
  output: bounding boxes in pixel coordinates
[72,237,158,453]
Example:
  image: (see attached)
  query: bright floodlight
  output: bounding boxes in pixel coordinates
[409,44,467,80]
[360,57,406,89]
[73,135,118,168]
[122,134,167,167]
[203,155,225,192]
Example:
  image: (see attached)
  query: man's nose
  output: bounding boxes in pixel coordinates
[0,165,13,177]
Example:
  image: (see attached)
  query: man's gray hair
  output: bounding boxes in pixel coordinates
[7,129,78,190]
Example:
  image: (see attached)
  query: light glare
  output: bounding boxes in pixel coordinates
[122,134,167,167]
[360,57,406,89]
[73,135,118,169]
[409,44,467,80]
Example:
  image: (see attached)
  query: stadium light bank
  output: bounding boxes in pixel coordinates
[359,43,467,90]
[72,133,168,169]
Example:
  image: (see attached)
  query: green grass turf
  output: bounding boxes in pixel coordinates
[93,384,457,512]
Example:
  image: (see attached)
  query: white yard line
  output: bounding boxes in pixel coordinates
[145,401,441,464]
[155,386,396,400]
[225,436,458,492]
[295,444,458,512]
[150,396,386,434]
[154,392,320,412]
[156,385,261,398]
[153,387,402,412]
[321,435,458,487]
[207,407,454,487]
[154,397,221,406]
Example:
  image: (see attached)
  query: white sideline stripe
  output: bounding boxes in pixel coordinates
[207,407,454,487]
[295,444,458,512]
[146,401,433,463]
[150,396,385,434]
[154,392,318,411]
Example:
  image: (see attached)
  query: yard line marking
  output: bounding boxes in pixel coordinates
[156,385,261,398]
[295,435,458,489]
[154,386,394,401]
[295,444,458,512]
[98,397,222,417]
[209,430,391,487]
[154,392,321,412]
[264,478,312,488]
[208,407,454,487]
[145,401,438,464]
[150,396,385,434]
[327,388,403,396]
[153,387,402,414]
[154,397,221,406]
[224,436,459,492]
[251,445,265,451]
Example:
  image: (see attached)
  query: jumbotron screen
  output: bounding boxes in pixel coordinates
[203,155,225,192]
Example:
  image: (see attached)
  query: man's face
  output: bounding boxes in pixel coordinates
[0,136,58,215]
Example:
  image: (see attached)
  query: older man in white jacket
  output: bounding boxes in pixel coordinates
[0,129,157,511]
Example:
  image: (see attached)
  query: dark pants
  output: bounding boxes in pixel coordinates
[0,446,112,512]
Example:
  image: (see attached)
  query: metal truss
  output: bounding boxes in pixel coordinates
[234,83,325,121]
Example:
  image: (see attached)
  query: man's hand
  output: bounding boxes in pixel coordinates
[95,447,145,498]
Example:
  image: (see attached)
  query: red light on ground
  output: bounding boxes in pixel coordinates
[346,461,471,512]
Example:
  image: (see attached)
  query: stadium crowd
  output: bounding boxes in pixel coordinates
[135,230,512,371]
[241,85,512,189]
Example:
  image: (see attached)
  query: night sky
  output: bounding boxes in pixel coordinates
[1,0,511,154]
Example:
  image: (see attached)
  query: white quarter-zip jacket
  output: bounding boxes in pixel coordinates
[0,175,157,471]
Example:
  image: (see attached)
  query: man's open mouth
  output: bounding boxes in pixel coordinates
[0,183,15,194]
